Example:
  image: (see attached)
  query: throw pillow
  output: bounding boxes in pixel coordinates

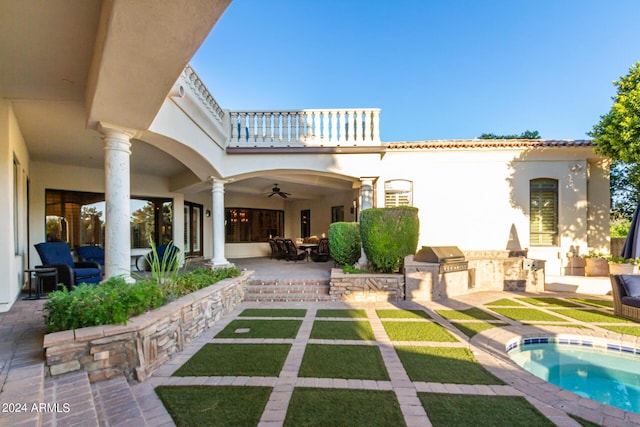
[620,274,640,297]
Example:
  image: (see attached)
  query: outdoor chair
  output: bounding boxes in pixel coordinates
[76,245,105,268]
[284,238,306,262]
[136,243,181,271]
[35,242,102,291]
[275,238,289,260]
[610,274,640,322]
[310,238,330,262]
[269,238,285,260]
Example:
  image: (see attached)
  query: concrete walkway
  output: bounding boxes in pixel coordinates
[0,267,637,426]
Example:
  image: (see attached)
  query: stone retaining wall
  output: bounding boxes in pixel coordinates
[329,269,404,301]
[42,271,252,383]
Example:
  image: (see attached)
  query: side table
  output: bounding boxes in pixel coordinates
[23,268,58,300]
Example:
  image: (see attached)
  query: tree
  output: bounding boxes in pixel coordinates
[589,61,640,162]
[610,161,640,220]
[479,130,541,139]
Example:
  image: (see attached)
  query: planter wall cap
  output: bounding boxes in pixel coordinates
[74,325,105,341]
[43,330,75,348]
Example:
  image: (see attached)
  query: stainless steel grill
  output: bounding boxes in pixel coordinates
[414,246,468,273]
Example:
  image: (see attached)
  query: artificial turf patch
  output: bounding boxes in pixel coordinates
[156,385,271,427]
[485,298,525,306]
[383,321,458,342]
[598,325,640,336]
[550,308,633,323]
[451,322,508,338]
[569,414,602,427]
[173,343,291,377]
[395,346,503,384]
[298,344,389,380]
[516,297,581,307]
[489,308,568,322]
[215,319,302,338]
[310,320,375,340]
[376,309,431,319]
[418,393,555,427]
[567,298,614,309]
[239,308,307,317]
[435,308,499,321]
[284,388,404,427]
[316,309,367,318]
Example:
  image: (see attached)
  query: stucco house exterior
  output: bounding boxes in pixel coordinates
[0,1,609,313]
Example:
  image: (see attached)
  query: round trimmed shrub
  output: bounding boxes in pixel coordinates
[328,222,361,266]
[360,207,419,273]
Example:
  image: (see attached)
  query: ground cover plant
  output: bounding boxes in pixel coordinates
[298,344,389,380]
[284,388,405,427]
[451,322,508,338]
[239,308,306,317]
[215,319,301,339]
[43,266,240,332]
[395,346,503,384]
[156,385,271,427]
[485,298,525,306]
[316,309,367,318]
[418,393,555,427]
[516,297,581,307]
[435,308,499,321]
[550,309,633,323]
[309,320,375,340]
[382,321,458,342]
[376,309,431,319]
[488,308,568,322]
[172,343,291,377]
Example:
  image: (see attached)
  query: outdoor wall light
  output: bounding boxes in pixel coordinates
[205,209,211,217]
[570,163,583,172]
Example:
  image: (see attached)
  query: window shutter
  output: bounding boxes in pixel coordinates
[530,179,558,246]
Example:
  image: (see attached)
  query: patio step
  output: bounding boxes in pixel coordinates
[42,369,99,426]
[91,375,147,426]
[245,280,333,302]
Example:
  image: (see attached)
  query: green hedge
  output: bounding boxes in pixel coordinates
[328,222,362,266]
[360,207,419,273]
[43,267,240,332]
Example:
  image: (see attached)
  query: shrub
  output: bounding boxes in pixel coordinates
[328,222,361,266]
[43,266,240,332]
[360,207,419,273]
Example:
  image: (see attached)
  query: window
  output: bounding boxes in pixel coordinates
[530,179,558,246]
[184,202,203,256]
[384,180,413,207]
[331,206,344,223]
[225,208,284,243]
[45,189,172,249]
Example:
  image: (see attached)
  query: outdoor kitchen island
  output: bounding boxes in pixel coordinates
[404,247,545,301]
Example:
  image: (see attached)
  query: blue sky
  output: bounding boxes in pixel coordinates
[191,0,640,142]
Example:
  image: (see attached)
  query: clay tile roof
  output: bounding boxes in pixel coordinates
[384,139,595,150]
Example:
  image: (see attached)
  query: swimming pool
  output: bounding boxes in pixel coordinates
[508,336,640,413]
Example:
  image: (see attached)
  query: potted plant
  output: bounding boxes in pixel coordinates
[582,252,610,277]
[607,255,640,275]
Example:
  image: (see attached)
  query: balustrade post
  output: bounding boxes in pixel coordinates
[329,111,337,144]
[297,113,305,142]
[230,112,238,144]
[273,113,281,142]
[354,110,362,142]
[364,110,372,143]
[372,110,380,142]
[256,112,264,143]
[321,111,329,142]
[305,112,313,141]
[339,110,346,143]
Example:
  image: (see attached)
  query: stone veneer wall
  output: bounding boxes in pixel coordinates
[42,271,252,383]
[329,269,404,301]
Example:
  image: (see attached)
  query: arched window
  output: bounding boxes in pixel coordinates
[384,180,413,207]
[530,178,558,246]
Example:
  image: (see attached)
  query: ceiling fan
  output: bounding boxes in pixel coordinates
[266,184,290,198]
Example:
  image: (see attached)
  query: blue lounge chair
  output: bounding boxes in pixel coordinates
[35,242,102,291]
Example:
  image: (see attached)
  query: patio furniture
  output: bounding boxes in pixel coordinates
[34,242,102,291]
[610,274,640,321]
[136,243,181,271]
[269,238,285,260]
[76,245,105,268]
[310,238,330,262]
[284,238,306,262]
[275,238,289,260]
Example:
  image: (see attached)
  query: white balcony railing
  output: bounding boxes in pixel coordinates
[228,109,381,148]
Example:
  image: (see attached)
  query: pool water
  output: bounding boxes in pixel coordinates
[509,342,640,413]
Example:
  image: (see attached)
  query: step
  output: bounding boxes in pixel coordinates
[245,280,332,302]
[0,363,45,427]
[91,375,147,426]
[244,293,335,302]
[42,369,99,427]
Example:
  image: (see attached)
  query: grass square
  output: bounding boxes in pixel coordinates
[382,320,458,342]
[485,298,525,306]
[285,388,404,427]
[376,309,431,319]
[239,308,306,317]
[173,343,290,376]
[310,320,375,340]
[395,346,503,384]
[418,393,555,427]
[299,344,389,380]
[436,307,499,321]
[451,322,508,338]
[156,385,271,427]
[599,325,640,336]
[550,308,633,323]
[516,297,581,307]
[316,309,367,318]
[489,308,568,322]
[567,298,614,310]
[215,319,302,338]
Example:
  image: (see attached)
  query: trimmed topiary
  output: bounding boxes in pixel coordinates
[328,222,361,266]
[360,207,419,273]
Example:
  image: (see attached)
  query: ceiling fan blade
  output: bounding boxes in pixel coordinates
[268,193,275,197]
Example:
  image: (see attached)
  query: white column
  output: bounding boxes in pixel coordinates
[101,124,135,281]
[211,179,229,266]
[357,177,375,267]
